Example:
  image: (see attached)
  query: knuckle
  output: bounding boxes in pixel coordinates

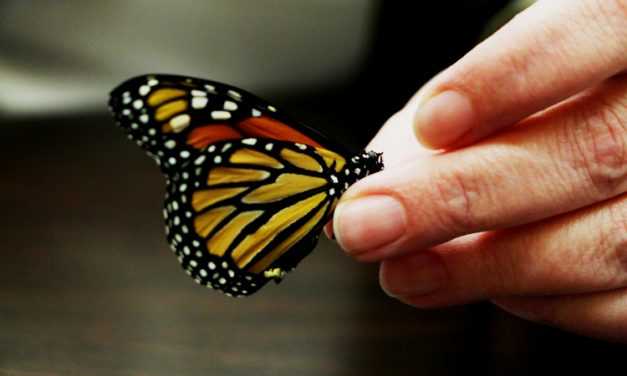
[431,167,482,231]
[605,197,627,280]
[496,297,562,328]
[573,94,627,199]
[499,51,534,100]
[488,242,522,294]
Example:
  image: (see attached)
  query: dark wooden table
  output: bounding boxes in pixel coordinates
[1,115,624,375]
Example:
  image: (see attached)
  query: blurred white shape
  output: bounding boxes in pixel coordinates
[0,0,377,117]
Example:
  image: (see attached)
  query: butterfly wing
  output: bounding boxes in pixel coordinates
[166,138,349,295]
[109,74,349,174]
[109,74,383,296]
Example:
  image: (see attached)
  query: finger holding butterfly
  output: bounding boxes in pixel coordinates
[332,0,627,341]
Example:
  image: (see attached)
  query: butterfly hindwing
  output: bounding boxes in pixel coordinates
[164,138,348,295]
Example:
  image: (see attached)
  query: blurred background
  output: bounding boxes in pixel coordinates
[1,1,625,375]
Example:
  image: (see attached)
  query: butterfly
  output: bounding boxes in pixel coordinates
[108,74,383,296]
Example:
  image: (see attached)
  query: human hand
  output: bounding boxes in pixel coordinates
[330,0,626,341]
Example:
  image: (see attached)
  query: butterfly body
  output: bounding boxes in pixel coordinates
[109,74,382,296]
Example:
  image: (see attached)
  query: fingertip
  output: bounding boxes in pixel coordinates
[413,90,476,149]
[379,252,446,299]
[332,195,407,256]
[323,220,336,242]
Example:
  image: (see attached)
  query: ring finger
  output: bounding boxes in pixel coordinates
[379,193,627,307]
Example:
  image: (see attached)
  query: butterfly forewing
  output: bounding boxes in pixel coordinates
[109,75,349,173]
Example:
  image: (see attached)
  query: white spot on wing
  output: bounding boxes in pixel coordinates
[242,138,257,145]
[223,101,238,111]
[227,90,242,101]
[211,111,231,120]
[164,140,176,149]
[139,85,151,96]
[194,155,206,165]
[192,96,208,109]
[132,99,143,109]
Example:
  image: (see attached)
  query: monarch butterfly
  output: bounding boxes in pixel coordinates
[109,74,383,296]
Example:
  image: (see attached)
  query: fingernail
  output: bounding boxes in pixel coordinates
[323,221,336,242]
[414,90,475,149]
[381,253,445,297]
[333,195,406,253]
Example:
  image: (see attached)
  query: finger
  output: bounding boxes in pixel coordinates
[414,0,627,149]
[323,220,334,241]
[367,108,433,166]
[367,77,441,166]
[323,95,435,241]
[379,193,627,307]
[334,75,626,260]
[492,289,627,343]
